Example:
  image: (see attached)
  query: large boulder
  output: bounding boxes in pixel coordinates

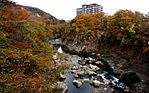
[83,78,90,83]
[120,71,141,87]
[93,80,103,87]
[73,79,83,88]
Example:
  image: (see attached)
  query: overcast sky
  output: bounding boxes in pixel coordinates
[12,0,149,20]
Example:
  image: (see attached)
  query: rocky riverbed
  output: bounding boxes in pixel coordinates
[51,46,144,93]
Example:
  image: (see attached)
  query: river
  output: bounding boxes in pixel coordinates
[55,47,127,93]
[49,37,144,93]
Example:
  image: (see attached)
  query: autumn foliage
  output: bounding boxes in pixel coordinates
[0,6,30,21]
[64,10,148,46]
[63,12,107,43]
[0,0,64,92]
[63,9,149,63]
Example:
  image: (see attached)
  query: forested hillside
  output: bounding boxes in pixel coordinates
[0,0,66,92]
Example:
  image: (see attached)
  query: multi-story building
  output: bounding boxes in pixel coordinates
[76,3,103,15]
[143,12,149,18]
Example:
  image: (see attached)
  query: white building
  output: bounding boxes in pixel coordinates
[76,3,103,15]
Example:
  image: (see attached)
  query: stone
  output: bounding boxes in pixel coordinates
[91,53,96,56]
[116,64,123,68]
[73,79,83,88]
[97,53,101,57]
[89,64,99,71]
[83,78,90,83]
[60,73,66,80]
[120,71,141,87]
[73,73,79,78]
[95,61,104,65]
[78,60,86,65]
[76,71,85,76]
[88,57,96,61]
[103,87,108,91]
[86,70,97,76]
[124,86,130,92]
[103,78,110,85]
[51,82,68,93]
[58,82,68,93]
[71,66,78,70]
[113,68,123,75]
[93,80,103,87]
[81,66,88,70]
[71,70,77,73]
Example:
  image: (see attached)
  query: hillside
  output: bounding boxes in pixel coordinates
[23,6,60,25]
[0,0,66,92]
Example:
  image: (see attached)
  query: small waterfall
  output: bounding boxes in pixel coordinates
[111,75,125,89]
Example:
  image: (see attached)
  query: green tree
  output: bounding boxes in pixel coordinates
[107,10,142,35]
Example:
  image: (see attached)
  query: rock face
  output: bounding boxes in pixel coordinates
[62,35,99,53]
[120,71,141,87]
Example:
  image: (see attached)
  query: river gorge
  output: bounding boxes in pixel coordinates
[51,45,144,93]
